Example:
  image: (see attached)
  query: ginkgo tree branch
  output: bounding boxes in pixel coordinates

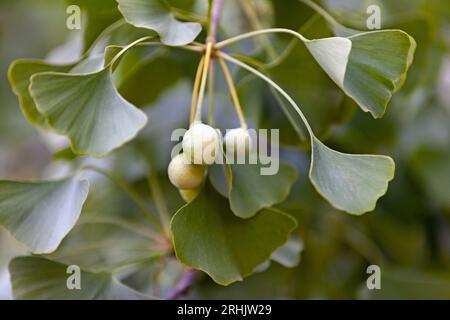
[210,0,225,41]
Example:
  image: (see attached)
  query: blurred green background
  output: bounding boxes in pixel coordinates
[0,0,449,299]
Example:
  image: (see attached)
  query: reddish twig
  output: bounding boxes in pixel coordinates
[166,269,198,300]
[210,0,225,41]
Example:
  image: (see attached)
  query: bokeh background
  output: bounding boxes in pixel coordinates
[0,0,449,299]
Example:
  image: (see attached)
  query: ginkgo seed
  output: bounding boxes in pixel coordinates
[168,153,205,190]
[183,122,222,165]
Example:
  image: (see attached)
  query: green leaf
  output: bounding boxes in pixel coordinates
[9,256,150,300]
[45,219,167,273]
[0,177,89,254]
[208,163,231,198]
[309,137,395,215]
[7,60,74,128]
[117,0,202,46]
[306,30,416,117]
[267,16,351,138]
[229,161,298,218]
[29,68,148,157]
[171,186,297,285]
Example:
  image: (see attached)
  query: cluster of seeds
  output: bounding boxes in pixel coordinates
[168,122,252,202]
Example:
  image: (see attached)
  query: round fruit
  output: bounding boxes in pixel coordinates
[167,153,205,189]
[183,122,221,165]
[224,128,252,157]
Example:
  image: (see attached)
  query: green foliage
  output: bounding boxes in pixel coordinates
[8,60,75,128]
[0,0,449,300]
[0,177,89,254]
[229,161,297,218]
[171,185,297,285]
[310,137,395,215]
[9,256,151,300]
[30,69,148,157]
[117,0,202,46]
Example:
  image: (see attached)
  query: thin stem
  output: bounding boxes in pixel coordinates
[190,56,205,123]
[194,41,214,122]
[210,0,225,41]
[207,0,214,37]
[110,40,203,71]
[218,56,247,129]
[82,165,162,230]
[215,28,308,50]
[218,52,314,138]
[207,60,216,126]
[109,36,155,68]
[148,174,171,237]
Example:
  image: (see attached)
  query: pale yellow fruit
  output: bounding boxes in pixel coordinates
[183,122,221,165]
[167,154,205,189]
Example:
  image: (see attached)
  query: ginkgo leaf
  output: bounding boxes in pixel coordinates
[309,137,395,215]
[229,161,298,218]
[0,177,89,254]
[171,185,297,285]
[29,68,148,157]
[116,0,202,46]
[306,37,352,85]
[345,30,416,115]
[267,16,353,138]
[218,45,397,216]
[7,59,74,128]
[306,30,416,117]
[45,219,166,273]
[9,256,150,300]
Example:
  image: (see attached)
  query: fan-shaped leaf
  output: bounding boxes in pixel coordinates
[29,69,148,157]
[171,186,297,285]
[117,0,202,46]
[309,137,395,215]
[45,219,166,273]
[306,30,416,117]
[9,256,150,300]
[0,177,89,254]
[229,161,297,218]
[7,60,74,128]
